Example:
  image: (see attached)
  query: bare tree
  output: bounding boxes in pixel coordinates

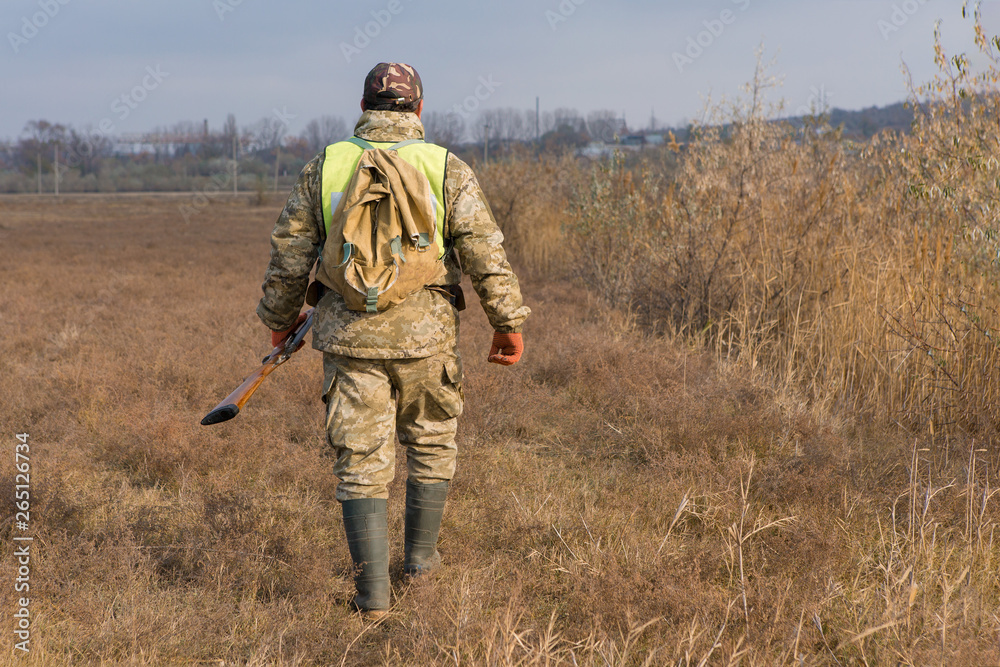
[552,108,586,134]
[0,141,13,169]
[499,108,525,144]
[160,120,207,140]
[17,120,68,174]
[301,115,348,154]
[476,108,535,147]
[23,119,67,145]
[538,108,591,153]
[523,109,539,142]
[223,114,238,140]
[250,116,286,154]
[422,111,465,148]
[470,116,491,144]
[540,110,555,135]
[67,128,111,176]
[586,110,624,143]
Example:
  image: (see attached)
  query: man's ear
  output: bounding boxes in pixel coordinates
[360,98,366,112]
[415,99,423,119]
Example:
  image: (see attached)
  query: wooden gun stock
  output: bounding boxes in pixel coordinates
[201,309,314,426]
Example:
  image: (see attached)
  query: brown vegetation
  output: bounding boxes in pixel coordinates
[485,22,1000,442]
[3,11,1000,666]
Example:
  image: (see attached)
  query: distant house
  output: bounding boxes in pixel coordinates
[579,141,615,158]
[111,133,205,157]
[576,128,671,158]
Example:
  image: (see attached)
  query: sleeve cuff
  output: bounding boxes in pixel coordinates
[257,301,295,332]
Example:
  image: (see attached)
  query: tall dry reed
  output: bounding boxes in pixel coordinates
[550,13,1000,442]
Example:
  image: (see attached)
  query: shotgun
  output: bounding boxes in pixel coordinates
[201,309,315,425]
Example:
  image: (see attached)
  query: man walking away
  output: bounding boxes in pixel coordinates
[256,62,529,618]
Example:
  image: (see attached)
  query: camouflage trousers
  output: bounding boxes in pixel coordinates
[323,347,464,501]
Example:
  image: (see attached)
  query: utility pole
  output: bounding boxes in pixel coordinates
[54,144,60,196]
[535,96,540,143]
[232,134,238,196]
[483,124,490,163]
[36,153,42,195]
[274,144,280,193]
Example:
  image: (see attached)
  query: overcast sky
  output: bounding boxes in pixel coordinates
[2,0,998,140]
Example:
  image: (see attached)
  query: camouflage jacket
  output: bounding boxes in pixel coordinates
[256,110,530,359]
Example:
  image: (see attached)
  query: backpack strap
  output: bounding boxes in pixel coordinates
[334,243,354,268]
[387,138,424,151]
[345,136,375,151]
[346,137,425,152]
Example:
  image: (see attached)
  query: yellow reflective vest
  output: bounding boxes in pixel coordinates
[320,137,449,256]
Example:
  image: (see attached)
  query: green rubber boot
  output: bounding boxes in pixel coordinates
[404,480,448,577]
[341,498,390,615]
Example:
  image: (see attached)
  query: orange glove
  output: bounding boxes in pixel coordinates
[271,312,308,349]
[488,332,523,366]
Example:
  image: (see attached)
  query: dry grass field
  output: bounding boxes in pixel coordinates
[0,185,996,666]
[4,18,1000,665]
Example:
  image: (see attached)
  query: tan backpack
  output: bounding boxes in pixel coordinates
[314,139,446,313]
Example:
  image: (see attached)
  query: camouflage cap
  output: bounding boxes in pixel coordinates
[363,62,423,106]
